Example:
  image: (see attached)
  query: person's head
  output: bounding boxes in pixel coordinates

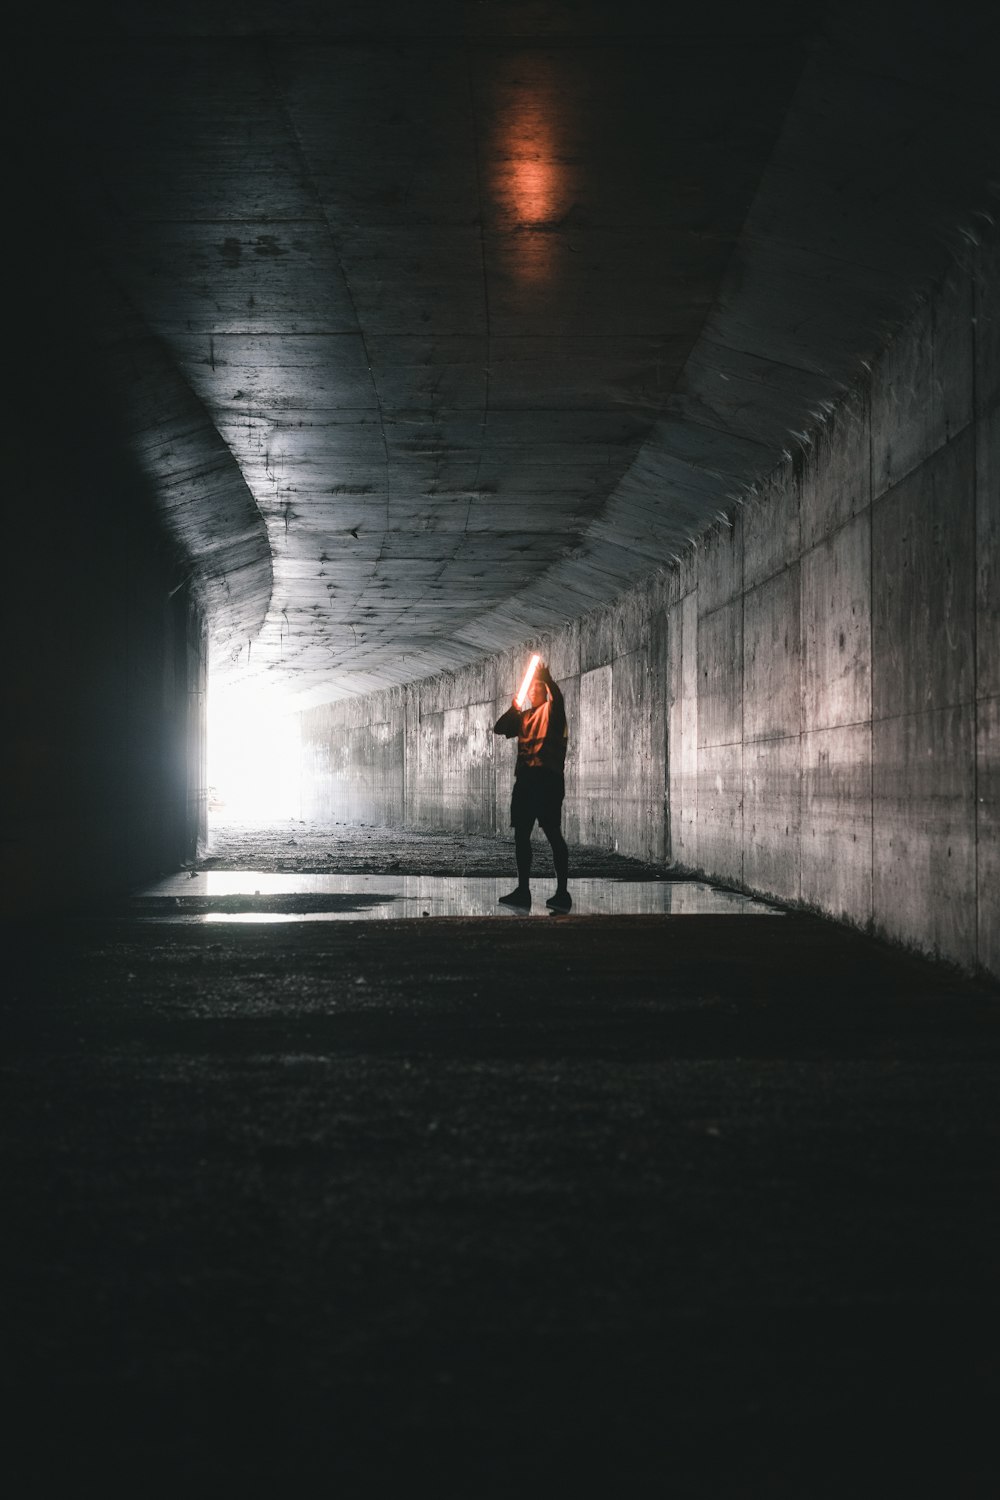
[523,672,547,710]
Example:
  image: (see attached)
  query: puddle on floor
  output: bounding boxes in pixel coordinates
[132,872,784,921]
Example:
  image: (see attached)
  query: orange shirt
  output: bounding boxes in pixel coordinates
[516,691,567,775]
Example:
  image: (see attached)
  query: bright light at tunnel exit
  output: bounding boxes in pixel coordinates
[207,682,301,823]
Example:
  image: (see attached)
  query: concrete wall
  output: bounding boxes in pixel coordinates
[300,232,998,977]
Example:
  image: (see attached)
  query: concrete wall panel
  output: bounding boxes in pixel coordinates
[647,609,669,865]
[873,706,976,965]
[871,295,933,497]
[492,647,518,719]
[696,516,742,612]
[459,658,498,712]
[697,601,742,748]
[403,685,420,819]
[872,429,976,720]
[801,385,871,550]
[801,512,871,731]
[546,621,581,683]
[744,566,801,742]
[977,695,999,978]
[580,609,615,673]
[345,726,372,822]
[872,268,973,497]
[696,743,742,884]
[301,692,406,826]
[612,646,665,862]
[579,664,613,848]
[360,708,406,827]
[976,232,998,416]
[743,736,801,900]
[613,587,650,659]
[667,593,698,867]
[801,724,872,927]
[492,647,519,834]
[977,405,999,700]
[559,673,583,848]
[418,673,449,717]
[672,545,698,604]
[933,267,975,442]
[744,466,800,590]
[442,702,495,834]
[414,709,444,829]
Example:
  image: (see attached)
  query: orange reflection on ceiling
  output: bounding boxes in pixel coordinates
[493,71,571,285]
[509,142,558,226]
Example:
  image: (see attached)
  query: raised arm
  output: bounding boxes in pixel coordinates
[536,664,565,739]
[536,662,562,706]
[493,702,522,737]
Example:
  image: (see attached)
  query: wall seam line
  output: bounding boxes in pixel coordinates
[870,699,979,727]
[795,466,803,903]
[740,518,746,889]
[869,375,876,932]
[970,268,980,968]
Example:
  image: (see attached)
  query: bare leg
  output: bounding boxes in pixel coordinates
[499,826,533,907]
[541,819,571,910]
[515,827,533,889]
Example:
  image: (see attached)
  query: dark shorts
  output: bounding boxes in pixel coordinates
[510,768,565,832]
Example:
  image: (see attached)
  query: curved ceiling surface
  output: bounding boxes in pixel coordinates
[33,1,1000,706]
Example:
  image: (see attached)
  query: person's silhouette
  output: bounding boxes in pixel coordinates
[493,660,571,911]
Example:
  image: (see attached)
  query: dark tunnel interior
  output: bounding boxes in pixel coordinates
[4,2,999,1492]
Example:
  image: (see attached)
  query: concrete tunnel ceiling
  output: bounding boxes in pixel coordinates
[42,1,999,708]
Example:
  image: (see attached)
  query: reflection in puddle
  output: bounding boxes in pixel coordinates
[133,872,783,922]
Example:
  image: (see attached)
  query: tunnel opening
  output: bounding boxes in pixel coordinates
[206,675,302,834]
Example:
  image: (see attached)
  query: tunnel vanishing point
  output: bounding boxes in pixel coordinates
[4,4,1000,1493]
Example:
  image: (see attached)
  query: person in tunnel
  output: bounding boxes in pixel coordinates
[493,659,571,912]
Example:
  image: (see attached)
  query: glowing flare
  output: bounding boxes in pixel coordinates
[515,654,542,710]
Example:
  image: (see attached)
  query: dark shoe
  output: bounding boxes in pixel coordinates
[499,888,532,909]
[545,890,572,912]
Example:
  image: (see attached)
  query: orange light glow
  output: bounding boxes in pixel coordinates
[515,653,542,709]
[492,61,571,285]
[509,151,559,228]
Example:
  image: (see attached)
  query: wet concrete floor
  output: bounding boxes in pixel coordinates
[3,824,999,1495]
[137,871,783,921]
[198,815,687,877]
